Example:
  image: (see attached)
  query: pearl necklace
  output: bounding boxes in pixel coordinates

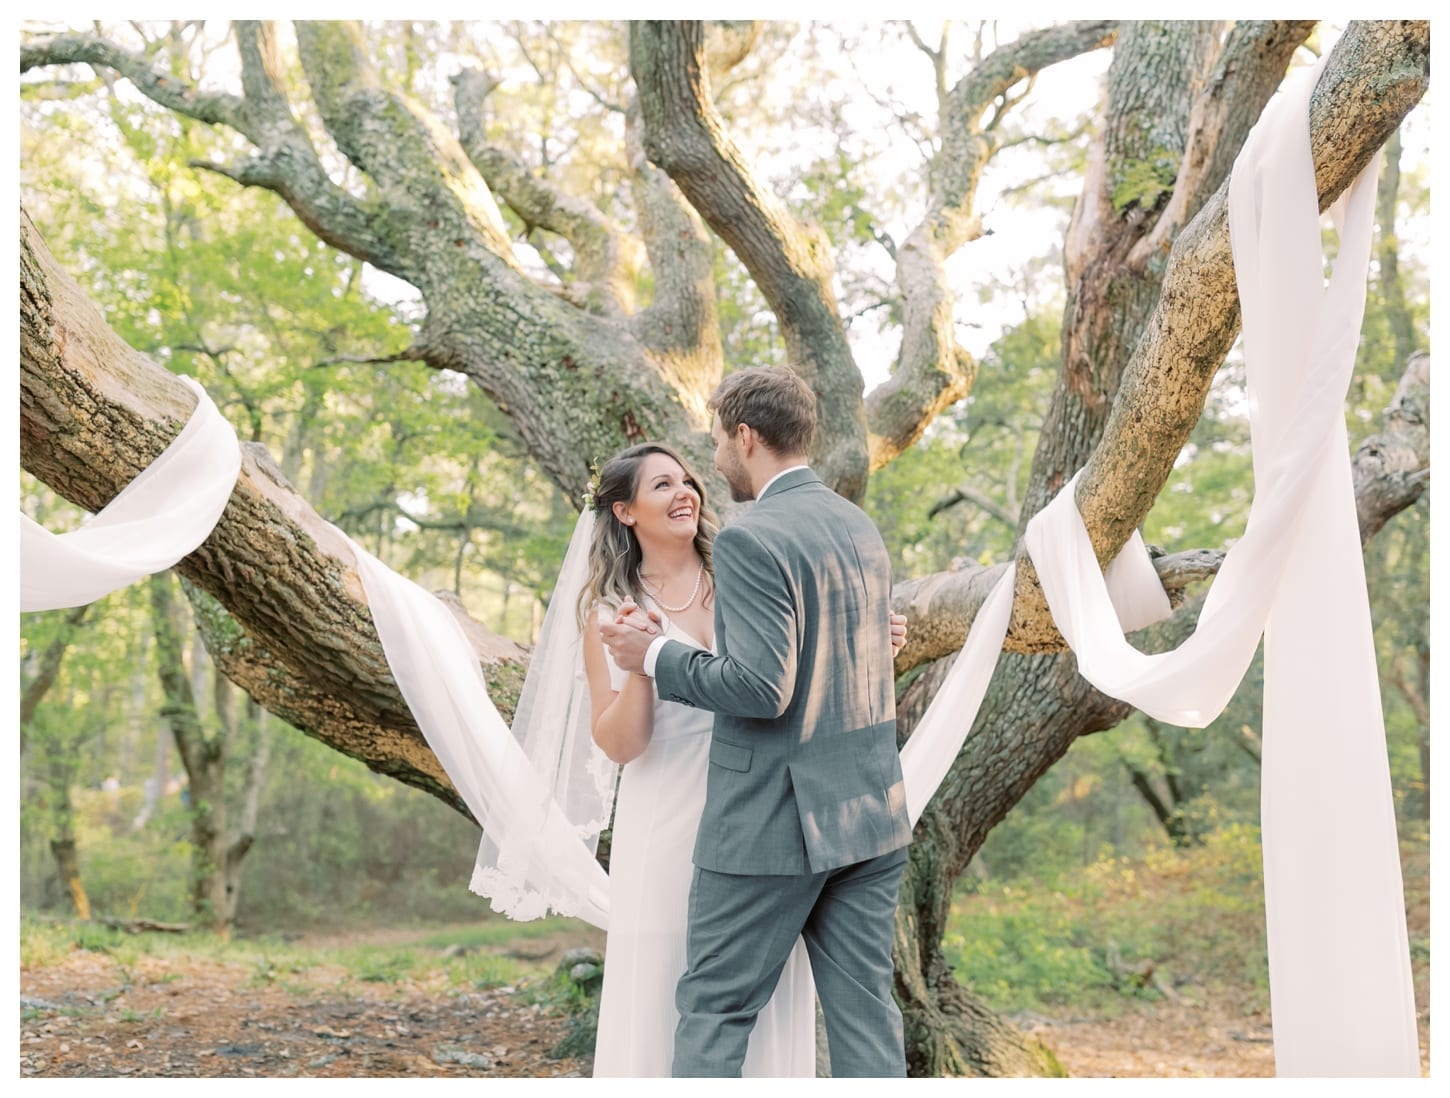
[642,560,705,613]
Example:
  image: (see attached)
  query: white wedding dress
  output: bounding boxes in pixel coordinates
[592,604,816,1077]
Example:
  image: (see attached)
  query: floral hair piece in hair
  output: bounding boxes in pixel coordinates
[581,459,602,512]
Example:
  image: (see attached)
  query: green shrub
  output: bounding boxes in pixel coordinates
[946,824,1273,1013]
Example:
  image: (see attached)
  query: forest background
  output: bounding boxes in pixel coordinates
[14,18,1431,1077]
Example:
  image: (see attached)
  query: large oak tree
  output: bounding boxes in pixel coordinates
[20,19,1429,1074]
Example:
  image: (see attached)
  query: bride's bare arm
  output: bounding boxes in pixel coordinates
[583,607,656,765]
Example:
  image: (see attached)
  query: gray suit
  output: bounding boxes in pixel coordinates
[654,468,912,1077]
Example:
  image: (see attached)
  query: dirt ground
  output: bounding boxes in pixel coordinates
[19,924,1429,1079]
[19,926,601,1079]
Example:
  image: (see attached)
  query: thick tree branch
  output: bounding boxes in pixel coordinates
[21,32,250,131]
[894,338,1430,673]
[22,21,735,508]
[629,20,868,499]
[20,207,527,817]
[1127,21,1319,271]
[21,22,407,276]
[1354,351,1430,544]
[1020,22,1238,580]
[891,545,1212,672]
[867,21,1119,470]
[453,67,643,316]
[623,98,722,419]
[897,340,1428,674]
[293,21,519,276]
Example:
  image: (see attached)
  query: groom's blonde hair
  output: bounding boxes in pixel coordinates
[708,367,816,457]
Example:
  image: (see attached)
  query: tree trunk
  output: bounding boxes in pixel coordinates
[1125,766,1190,847]
[149,571,232,935]
[1375,128,1419,367]
[131,717,173,832]
[21,205,531,813]
[20,606,95,920]
[890,18,1430,1060]
[19,605,90,736]
[224,699,272,925]
[37,689,94,921]
[49,836,92,921]
[894,650,1139,1074]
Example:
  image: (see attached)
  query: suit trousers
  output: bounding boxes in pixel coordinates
[671,846,909,1077]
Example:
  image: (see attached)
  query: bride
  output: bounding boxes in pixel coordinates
[569,442,905,1077]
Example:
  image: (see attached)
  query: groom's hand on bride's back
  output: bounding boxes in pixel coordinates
[890,612,908,655]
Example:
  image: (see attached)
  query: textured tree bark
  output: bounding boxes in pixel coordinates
[21,21,719,507]
[1354,352,1430,544]
[629,20,871,498]
[1022,21,1233,525]
[1009,21,1429,648]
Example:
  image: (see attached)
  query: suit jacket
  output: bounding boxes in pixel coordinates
[654,468,912,875]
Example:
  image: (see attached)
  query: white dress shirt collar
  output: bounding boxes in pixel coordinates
[757,464,811,500]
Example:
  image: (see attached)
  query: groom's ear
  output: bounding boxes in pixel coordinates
[736,422,756,456]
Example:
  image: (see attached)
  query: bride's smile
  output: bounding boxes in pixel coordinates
[616,452,702,545]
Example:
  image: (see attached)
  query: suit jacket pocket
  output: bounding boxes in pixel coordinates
[709,738,753,773]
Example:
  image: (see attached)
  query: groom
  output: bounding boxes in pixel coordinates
[602,366,912,1077]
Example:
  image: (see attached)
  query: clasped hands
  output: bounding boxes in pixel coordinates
[598,599,910,676]
[598,598,664,674]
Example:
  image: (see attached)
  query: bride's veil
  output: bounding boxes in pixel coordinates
[470,508,619,923]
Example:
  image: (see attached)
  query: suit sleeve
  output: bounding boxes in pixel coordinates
[654,524,797,719]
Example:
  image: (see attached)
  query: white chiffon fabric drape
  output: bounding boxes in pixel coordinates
[20,376,240,613]
[18,57,1418,1075]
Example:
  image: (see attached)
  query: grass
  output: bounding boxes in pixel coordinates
[20,911,573,1001]
[411,917,580,952]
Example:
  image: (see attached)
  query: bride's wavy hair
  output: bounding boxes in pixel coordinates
[576,442,719,631]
